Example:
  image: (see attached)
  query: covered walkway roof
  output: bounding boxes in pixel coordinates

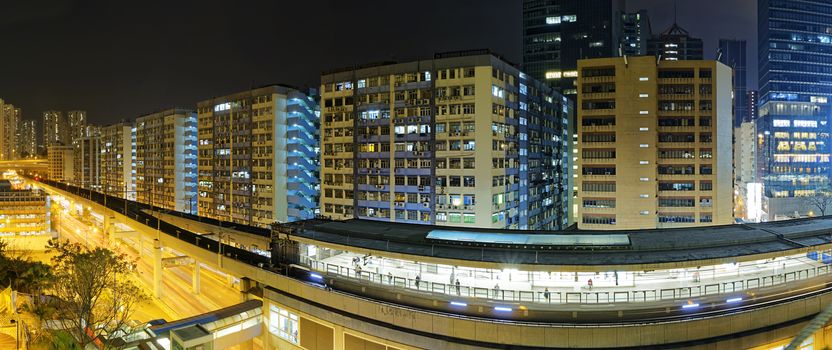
[282,217,832,267]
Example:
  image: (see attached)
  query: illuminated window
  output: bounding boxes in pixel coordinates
[639,77,649,81]
[269,305,299,344]
[773,119,791,127]
[545,71,562,79]
[545,16,561,24]
[562,15,577,22]
[639,93,649,98]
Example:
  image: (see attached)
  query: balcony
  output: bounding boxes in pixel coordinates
[580,158,616,164]
[657,77,694,84]
[582,92,615,100]
[581,124,616,132]
[657,125,696,132]
[582,174,616,180]
[582,76,615,83]
[581,108,616,116]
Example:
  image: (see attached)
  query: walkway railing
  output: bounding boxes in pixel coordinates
[301,256,832,305]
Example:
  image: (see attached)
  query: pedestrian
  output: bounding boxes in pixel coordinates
[693,271,700,283]
[587,278,593,290]
[387,271,393,284]
[455,279,461,295]
[543,288,550,302]
[493,283,500,298]
[614,271,619,286]
[415,273,421,288]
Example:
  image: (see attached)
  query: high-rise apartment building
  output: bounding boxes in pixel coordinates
[734,121,761,222]
[43,110,69,147]
[18,120,37,158]
[576,56,732,229]
[320,51,572,230]
[72,136,99,190]
[620,10,651,56]
[718,39,748,127]
[100,122,134,199]
[196,85,320,228]
[757,0,832,219]
[47,146,74,182]
[522,0,624,95]
[67,110,87,142]
[136,109,198,214]
[1,102,20,160]
[647,23,704,61]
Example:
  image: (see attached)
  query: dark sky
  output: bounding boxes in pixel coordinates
[0,0,755,126]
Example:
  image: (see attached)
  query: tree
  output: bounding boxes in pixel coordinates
[0,239,52,294]
[45,239,146,349]
[801,186,832,217]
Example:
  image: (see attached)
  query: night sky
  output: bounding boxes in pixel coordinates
[0,0,755,126]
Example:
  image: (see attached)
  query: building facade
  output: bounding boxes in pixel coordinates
[43,110,69,147]
[18,120,37,158]
[100,122,134,199]
[0,181,49,239]
[522,0,624,95]
[72,136,100,190]
[136,109,198,214]
[647,23,704,61]
[47,146,74,182]
[748,90,759,120]
[718,39,748,127]
[576,56,733,229]
[196,85,320,228]
[320,52,572,230]
[620,10,651,56]
[67,110,87,143]
[757,102,830,219]
[0,101,20,160]
[758,0,832,105]
[757,0,832,219]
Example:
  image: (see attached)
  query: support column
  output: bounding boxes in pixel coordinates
[192,262,200,295]
[103,215,114,245]
[153,239,162,299]
[238,277,251,303]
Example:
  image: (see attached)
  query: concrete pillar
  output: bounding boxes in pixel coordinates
[153,239,162,299]
[192,262,200,295]
[239,339,254,350]
[104,215,114,245]
[238,277,251,303]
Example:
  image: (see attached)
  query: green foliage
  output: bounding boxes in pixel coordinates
[0,239,53,294]
[45,239,147,349]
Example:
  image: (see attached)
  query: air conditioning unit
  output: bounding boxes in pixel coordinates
[422,202,430,208]
[418,186,425,191]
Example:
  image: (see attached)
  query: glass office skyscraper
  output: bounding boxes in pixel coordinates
[522,0,624,96]
[758,0,832,219]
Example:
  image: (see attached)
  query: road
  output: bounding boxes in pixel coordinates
[52,203,241,323]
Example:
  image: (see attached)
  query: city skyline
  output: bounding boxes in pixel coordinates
[0,0,755,124]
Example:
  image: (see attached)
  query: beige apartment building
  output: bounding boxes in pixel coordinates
[320,51,571,230]
[47,146,74,182]
[73,136,100,190]
[576,56,733,230]
[136,109,198,214]
[100,122,134,199]
[196,85,319,228]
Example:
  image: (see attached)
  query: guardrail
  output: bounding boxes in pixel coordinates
[301,255,831,305]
